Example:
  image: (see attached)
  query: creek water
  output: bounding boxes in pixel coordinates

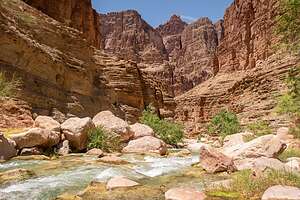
[0,153,223,200]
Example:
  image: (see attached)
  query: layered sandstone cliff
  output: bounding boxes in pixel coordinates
[23,0,101,48]
[0,0,163,123]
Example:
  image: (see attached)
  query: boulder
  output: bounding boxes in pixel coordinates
[92,111,133,141]
[57,140,70,156]
[223,132,253,148]
[61,117,94,151]
[222,135,286,160]
[199,146,236,173]
[262,185,300,200]
[0,133,17,160]
[285,158,300,172]
[122,136,167,155]
[34,116,60,132]
[187,142,207,153]
[129,123,154,139]
[87,148,104,157]
[11,128,60,149]
[165,187,206,200]
[234,157,287,171]
[106,176,139,190]
[98,155,129,165]
[20,147,43,156]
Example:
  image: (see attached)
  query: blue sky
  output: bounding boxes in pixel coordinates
[92,0,233,27]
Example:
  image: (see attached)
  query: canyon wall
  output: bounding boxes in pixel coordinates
[0,0,163,123]
[23,0,101,48]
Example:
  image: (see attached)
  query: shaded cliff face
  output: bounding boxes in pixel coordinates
[0,0,163,123]
[100,10,168,64]
[23,0,101,48]
[218,0,279,71]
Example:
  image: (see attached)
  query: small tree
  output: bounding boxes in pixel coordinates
[207,109,241,138]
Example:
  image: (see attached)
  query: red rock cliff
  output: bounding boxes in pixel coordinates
[23,0,101,48]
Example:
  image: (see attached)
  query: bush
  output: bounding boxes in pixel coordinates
[87,127,122,152]
[207,170,300,200]
[207,109,241,138]
[0,72,21,97]
[246,120,272,137]
[278,147,300,161]
[140,109,183,146]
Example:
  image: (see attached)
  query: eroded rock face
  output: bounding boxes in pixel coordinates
[23,0,101,48]
[100,10,168,64]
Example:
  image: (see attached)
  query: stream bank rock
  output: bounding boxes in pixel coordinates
[165,187,206,200]
[106,176,140,190]
[57,140,70,156]
[93,111,133,141]
[199,146,236,173]
[34,116,61,132]
[122,136,167,155]
[129,123,154,139]
[87,148,104,156]
[0,133,17,160]
[20,147,43,156]
[61,117,94,151]
[262,185,300,200]
[11,128,60,149]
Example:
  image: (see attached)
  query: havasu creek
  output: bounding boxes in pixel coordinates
[0,0,300,200]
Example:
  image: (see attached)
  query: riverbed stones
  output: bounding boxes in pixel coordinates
[0,133,17,160]
[165,187,206,200]
[61,117,94,151]
[11,128,60,149]
[129,123,154,139]
[261,185,300,200]
[98,155,129,165]
[122,136,167,155]
[106,176,140,190]
[34,116,61,132]
[20,147,43,156]
[92,111,133,141]
[87,148,104,157]
[0,168,35,184]
[199,146,236,173]
[222,135,286,160]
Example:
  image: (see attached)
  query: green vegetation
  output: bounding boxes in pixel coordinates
[207,170,300,200]
[276,0,300,51]
[87,127,122,152]
[140,108,183,146]
[207,109,241,139]
[246,120,272,137]
[278,147,300,161]
[0,72,21,97]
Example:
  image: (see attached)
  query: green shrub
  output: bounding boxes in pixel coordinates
[0,72,21,97]
[140,109,183,146]
[207,109,241,138]
[87,127,122,152]
[247,120,272,137]
[278,147,300,161]
[207,170,300,200]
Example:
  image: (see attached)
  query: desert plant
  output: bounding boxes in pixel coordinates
[0,72,21,97]
[140,108,183,146]
[87,127,122,152]
[207,170,300,200]
[247,120,273,137]
[207,109,241,138]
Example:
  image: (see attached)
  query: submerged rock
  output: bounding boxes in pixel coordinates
[98,155,129,165]
[165,187,206,200]
[106,176,140,190]
[262,185,300,200]
[61,117,94,151]
[0,168,35,184]
[11,128,60,149]
[199,146,236,173]
[93,111,133,141]
[122,136,167,155]
[0,133,17,160]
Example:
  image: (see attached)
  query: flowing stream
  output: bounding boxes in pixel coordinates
[0,153,222,200]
